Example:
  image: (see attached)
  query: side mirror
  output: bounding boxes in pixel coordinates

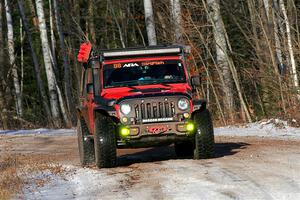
[86,83,94,94]
[191,76,201,87]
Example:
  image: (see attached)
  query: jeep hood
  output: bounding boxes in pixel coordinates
[101,83,192,100]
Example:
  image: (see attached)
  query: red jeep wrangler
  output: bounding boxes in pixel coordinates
[77,43,214,168]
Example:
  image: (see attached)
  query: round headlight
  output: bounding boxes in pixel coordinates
[120,104,131,115]
[178,98,189,110]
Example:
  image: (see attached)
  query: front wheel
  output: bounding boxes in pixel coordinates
[77,118,95,166]
[193,109,215,159]
[94,113,117,168]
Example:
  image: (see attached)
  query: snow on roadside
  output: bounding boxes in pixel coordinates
[0,128,76,136]
[23,159,300,200]
[22,165,133,200]
[1,118,300,139]
[215,119,300,139]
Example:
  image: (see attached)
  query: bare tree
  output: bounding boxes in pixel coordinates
[53,0,75,123]
[35,0,61,126]
[0,0,8,129]
[279,0,299,95]
[27,0,38,27]
[4,0,23,117]
[17,0,52,124]
[49,0,58,70]
[144,0,157,45]
[263,0,270,20]
[88,0,96,44]
[170,0,183,42]
[206,0,235,121]
[108,0,126,48]
[271,0,284,69]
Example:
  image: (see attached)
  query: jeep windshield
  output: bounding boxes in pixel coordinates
[103,60,186,88]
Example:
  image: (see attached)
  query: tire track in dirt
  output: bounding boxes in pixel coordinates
[109,163,167,200]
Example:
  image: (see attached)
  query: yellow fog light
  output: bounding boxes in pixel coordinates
[186,122,195,132]
[122,117,128,123]
[120,127,130,137]
[183,113,190,118]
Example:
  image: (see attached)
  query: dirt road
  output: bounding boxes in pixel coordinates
[1,133,300,200]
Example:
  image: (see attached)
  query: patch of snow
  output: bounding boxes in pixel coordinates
[215,119,300,139]
[22,160,300,200]
[22,165,130,200]
[21,171,75,200]
[0,128,76,136]
[1,118,299,139]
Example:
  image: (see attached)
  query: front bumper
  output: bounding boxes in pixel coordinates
[116,121,194,148]
[117,134,193,148]
[123,121,192,138]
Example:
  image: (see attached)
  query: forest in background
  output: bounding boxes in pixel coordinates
[0,0,299,129]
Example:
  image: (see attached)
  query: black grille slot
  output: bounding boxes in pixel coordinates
[146,103,151,118]
[135,100,175,121]
[159,102,163,117]
[165,102,169,117]
[141,103,145,119]
[153,103,158,118]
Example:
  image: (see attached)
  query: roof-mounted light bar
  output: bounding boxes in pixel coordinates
[102,47,182,58]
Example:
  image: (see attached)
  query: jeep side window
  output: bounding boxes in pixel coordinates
[82,68,93,97]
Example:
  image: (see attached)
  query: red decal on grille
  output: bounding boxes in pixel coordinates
[148,126,168,134]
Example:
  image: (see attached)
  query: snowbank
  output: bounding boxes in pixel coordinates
[0,128,76,136]
[1,119,299,139]
[215,119,300,139]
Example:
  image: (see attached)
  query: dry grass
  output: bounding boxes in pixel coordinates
[0,151,66,200]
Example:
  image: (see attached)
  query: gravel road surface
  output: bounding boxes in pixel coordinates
[1,129,299,200]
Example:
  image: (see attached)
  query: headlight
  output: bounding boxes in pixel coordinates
[120,104,131,115]
[178,98,189,110]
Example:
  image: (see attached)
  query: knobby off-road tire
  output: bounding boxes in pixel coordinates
[77,118,95,166]
[193,109,215,159]
[174,141,194,158]
[94,113,117,168]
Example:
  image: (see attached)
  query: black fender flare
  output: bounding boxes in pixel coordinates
[192,100,207,117]
[94,105,119,123]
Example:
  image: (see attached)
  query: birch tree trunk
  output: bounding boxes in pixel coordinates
[170,0,183,43]
[143,0,157,45]
[206,0,234,122]
[53,0,75,124]
[35,0,61,126]
[263,0,270,20]
[49,0,58,71]
[271,2,284,70]
[5,0,23,117]
[279,0,299,93]
[17,0,52,124]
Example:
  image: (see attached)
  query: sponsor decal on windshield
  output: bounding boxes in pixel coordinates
[113,63,122,68]
[141,61,165,66]
[114,63,139,68]
[123,63,139,67]
[113,61,168,69]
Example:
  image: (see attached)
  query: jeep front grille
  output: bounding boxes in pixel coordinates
[134,101,176,121]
